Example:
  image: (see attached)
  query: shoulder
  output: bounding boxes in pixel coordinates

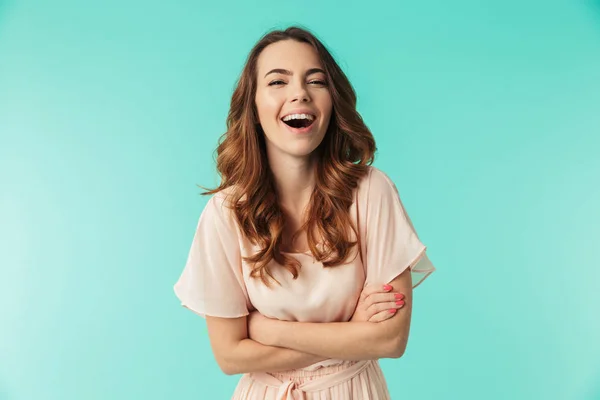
[201,186,239,228]
[358,165,400,199]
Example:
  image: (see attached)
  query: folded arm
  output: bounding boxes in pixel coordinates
[205,314,328,375]
[249,269,413,360]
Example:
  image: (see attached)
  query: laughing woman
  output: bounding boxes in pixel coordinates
[174,26,436,399]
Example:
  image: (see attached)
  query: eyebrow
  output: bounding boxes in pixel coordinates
[263,68,326,78]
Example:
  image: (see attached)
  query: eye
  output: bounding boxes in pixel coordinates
[268,80,285,86]
[309,80,328,86]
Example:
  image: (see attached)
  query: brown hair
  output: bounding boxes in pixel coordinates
[200,26,377,286]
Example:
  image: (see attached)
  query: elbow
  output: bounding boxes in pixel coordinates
[215,357,237,376]
[375,319,410,359]
[213,339,249,375]
[219,362,237,376]
[380,336,407,359]
[215,352,243,376]
[222,367,239,376]
[389,342,407,359]
[217,359,243,376]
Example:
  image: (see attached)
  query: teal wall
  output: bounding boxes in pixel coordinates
[1,0,599,399]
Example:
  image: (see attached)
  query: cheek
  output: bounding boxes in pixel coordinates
[317,94,333,121]
[255,92,281,123]
[320,107,333,131]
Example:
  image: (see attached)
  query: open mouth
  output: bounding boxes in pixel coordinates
[281,114,316,129]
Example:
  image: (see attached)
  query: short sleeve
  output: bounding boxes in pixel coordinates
[173,193,250,318]
[364,168,435,289]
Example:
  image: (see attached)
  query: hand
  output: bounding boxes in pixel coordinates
[350,283,406,323]
[247,310,277,346]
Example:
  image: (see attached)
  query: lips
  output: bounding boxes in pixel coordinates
[280,118,316,134]
[282,117,314,129]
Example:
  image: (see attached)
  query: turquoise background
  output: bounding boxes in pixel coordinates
[1,0,599,399]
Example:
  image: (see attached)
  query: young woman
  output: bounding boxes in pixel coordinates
[174,26,436,399]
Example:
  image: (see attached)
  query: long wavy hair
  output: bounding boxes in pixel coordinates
[200,26,377,286]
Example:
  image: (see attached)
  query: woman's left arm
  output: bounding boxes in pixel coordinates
[249,269,413,361]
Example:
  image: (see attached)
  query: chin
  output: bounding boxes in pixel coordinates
[265,133,326,158]
[286,147,318,158]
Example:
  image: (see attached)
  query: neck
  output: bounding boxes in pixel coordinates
[268,154,317,215]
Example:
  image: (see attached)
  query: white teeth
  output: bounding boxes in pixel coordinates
[282,113,315,122]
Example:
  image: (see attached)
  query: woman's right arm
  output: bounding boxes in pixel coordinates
[206,283,404,375]
[206,315,327,375]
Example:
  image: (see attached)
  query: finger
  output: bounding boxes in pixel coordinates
[366,300,405,316]
[360,283,396,302]
[365,292,405,306]
[369,308,398,323]
[360,283,389,301]
[359,284,383,301]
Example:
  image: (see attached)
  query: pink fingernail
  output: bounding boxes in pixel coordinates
[383,285,393,291]
[388,308,397,314]
[394,293,404,300]
[396,300,405,306]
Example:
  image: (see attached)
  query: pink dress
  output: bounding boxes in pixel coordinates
[174,166,436,399]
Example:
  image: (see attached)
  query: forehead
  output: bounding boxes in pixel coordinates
[256,40,323,75]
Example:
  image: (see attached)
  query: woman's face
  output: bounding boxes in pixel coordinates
[254,40,333,160]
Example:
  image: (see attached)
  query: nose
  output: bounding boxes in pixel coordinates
[290,82,311,103]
